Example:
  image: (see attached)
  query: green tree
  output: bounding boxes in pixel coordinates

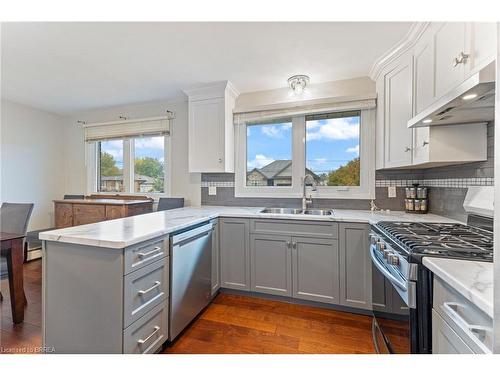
[327,158,360,186]
[100,151,121,176]
[135,157,164,178]
[135,157,164,192]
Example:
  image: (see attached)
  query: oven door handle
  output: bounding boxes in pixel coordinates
[370,246,407,292]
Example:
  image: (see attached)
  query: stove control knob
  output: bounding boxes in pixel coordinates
[376,242,386,252]
[383,249,392,259]
[370,235,379,245]
[388,254,399,266]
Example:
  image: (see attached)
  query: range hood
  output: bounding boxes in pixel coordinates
[408,62,495,128]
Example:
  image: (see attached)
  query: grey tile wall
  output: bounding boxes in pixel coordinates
[200,122,494,221]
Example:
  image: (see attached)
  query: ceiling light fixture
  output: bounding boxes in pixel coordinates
[288,75,310,95]
[462,93,478,100]
[422,119,433,124]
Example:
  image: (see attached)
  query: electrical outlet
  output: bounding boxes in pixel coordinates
[388,186,397,198]
[208,186,217,196]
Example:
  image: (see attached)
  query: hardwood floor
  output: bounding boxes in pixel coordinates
[1,259,376,354]
[1,260,42,354]
[164,293,376,354]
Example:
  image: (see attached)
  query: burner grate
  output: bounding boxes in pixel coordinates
[376,221,493,261]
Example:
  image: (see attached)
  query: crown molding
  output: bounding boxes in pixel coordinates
[182,80,240,101]
[369,22,431,81]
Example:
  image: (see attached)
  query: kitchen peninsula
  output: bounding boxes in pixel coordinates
[39,206,468,353]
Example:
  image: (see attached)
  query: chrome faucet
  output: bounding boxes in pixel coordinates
[302,174,317,210]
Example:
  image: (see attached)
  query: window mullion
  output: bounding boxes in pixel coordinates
[292,116,306,195]
[123,139,134,193]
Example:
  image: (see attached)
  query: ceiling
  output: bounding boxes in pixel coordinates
[1,22,412,114]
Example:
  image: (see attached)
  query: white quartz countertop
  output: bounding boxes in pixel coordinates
[423,257,493,318]
[39,205,460,249]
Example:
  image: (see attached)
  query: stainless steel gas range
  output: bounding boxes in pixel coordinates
[370,218,493,354]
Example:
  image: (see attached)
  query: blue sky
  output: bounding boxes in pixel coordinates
[247,116,360,174]
[101,136,165,171]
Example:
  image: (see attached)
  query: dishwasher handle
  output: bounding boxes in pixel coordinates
[171,223,213,246]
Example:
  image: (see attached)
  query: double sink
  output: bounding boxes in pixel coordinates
[260,207,334,216]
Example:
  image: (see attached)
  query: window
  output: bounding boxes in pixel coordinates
[98,140,124,192]
[305,111,361,187]
[91,136,169,196]
[246,120,292,187]
[134,136,165,193]
[235,109,375,199]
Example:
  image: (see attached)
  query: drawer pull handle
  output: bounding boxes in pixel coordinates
[138,281,161,296]
[137,325,160,345]
[138,247,162,258]
[442,302,492,353]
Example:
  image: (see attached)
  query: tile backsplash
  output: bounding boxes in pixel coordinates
[201,122,494,222]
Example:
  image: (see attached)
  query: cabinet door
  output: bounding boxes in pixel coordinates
[211,220,220,296]
[292,236,339,304]
[250,234,292,297]
[339,223,371,310]
[372,274,391,312]
[413,36,435,114]
[468,22,497,74]
[188,98,224,173]
[219,218,250,291]
[384,55,414,168]
[434,22,466,99]
[432,309,474,354]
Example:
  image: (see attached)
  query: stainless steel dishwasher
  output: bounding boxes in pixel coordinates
[169,222,213,340]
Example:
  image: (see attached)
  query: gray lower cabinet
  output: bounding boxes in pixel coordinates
[219,217,250,291]
[43,235,170,354]
[339,223,371,310]
[211,219,220,296]
[250,234,292,296]
[292,236,339,304]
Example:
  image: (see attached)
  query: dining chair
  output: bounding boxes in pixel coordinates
[0,202,34,302]
[157,198,184,211]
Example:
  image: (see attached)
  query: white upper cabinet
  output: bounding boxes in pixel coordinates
[184,81,239,173]
[467,22,497,74]
[374,22,493,170]
[383,54,414,168]
[434,22,467,100]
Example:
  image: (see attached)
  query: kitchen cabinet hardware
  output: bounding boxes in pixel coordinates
[138,247,162,258]
[137,325,160,345]
[138,281,161,296]
[453,52,470,67]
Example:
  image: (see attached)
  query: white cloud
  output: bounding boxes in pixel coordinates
[306,118,359,141]
[260,124,291,138]
[134,136,164,150]
[346,145,360,155]
[247,154,275,170]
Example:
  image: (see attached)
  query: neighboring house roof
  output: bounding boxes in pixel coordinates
[247,160,319,181]
[101,174,155,184]
[258,160,292,179]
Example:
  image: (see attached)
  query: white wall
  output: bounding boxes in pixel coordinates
[64,98,201,206]
[0,99,67,230]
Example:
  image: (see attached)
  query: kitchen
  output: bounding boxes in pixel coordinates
[0,2,499,371]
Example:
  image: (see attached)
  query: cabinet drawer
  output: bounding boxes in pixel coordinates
[432,309,473,354]
[124,258,169,328]
[123,303,168,354]
[250,219,338,239]
[433,276,492,353]
[124,236,169,275]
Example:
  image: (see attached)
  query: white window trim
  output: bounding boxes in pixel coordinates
[85,135,172,199]
[234,109,375,200]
